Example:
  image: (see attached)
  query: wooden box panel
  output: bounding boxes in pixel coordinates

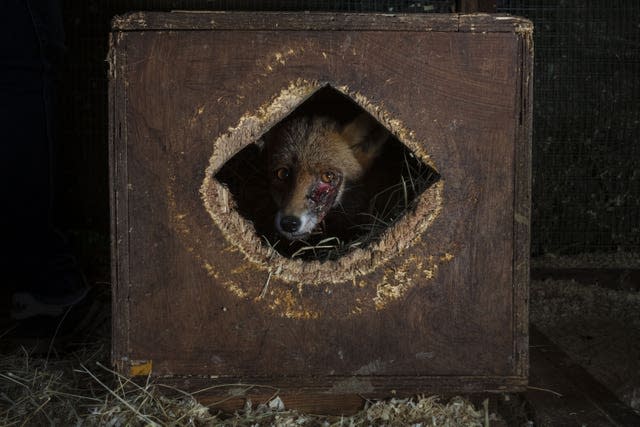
[109,12,532,397]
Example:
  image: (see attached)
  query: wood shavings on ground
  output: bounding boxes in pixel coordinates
[228,395,490,426]
[0,343,491,426]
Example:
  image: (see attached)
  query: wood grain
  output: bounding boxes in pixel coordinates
[109,12,532,399]
[111,11,531,33]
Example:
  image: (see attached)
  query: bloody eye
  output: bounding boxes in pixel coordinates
[276,167,289,180]
[321,171,335,184]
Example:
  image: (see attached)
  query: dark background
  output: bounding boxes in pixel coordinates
[54,0,639,277]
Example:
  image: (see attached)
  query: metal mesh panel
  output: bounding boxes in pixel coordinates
[496,0,640,254]
[181,1,455,12]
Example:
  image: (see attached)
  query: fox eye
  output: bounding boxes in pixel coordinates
[275,167,289,180]
[321,171,335,184]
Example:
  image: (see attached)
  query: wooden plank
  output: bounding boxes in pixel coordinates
[513,21,533,380]
[108,31,131,368]
[201,393,366,415]
[109,12,531,396]
[148,376,526,415]
[111,11,530,33]
[528,327,640,426]
[136,374,526,396]
[118,28,518,376]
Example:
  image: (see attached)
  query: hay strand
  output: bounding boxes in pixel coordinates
[0,343,493,426]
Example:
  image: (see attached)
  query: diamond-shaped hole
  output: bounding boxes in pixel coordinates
[215,86,440,261]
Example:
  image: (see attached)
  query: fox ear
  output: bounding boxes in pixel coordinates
[341,113,389,170]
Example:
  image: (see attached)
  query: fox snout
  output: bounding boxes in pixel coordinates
[265,114,388,240]
[273,169,343,239]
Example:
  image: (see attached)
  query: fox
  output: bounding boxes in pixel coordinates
[263,113,389,240]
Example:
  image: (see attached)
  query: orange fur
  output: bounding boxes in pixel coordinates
[264,114,387,239]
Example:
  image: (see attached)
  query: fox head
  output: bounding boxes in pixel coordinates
[264,113,388,240]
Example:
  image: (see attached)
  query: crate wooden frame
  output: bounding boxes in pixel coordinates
[109,11,533,407]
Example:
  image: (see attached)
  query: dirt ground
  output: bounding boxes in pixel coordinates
[530,270,640,413]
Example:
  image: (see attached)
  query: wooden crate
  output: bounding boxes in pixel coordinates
[109,11,532,406]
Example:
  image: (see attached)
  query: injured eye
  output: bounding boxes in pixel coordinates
[212,86,441,263]
[276,167,290,180]
[321,171,335,184]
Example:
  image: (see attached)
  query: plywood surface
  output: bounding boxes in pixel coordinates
[109,12,532,394]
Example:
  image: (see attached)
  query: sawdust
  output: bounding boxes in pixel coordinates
[198,80,448,317]
[267,287,321,319]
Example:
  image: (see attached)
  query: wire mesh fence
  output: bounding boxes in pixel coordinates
[496,0,640,254]
[57,0,639,256]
